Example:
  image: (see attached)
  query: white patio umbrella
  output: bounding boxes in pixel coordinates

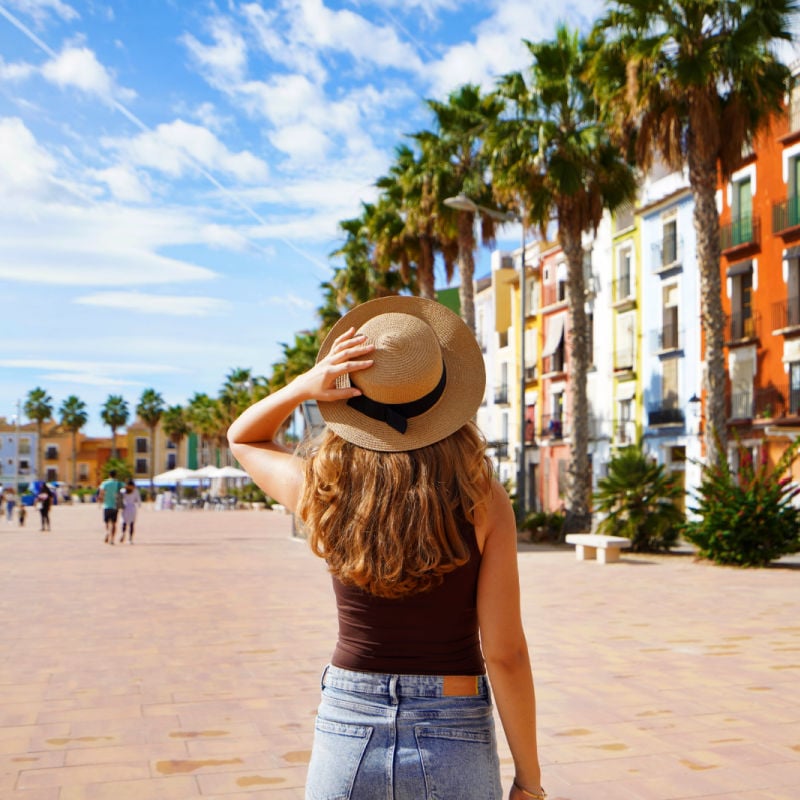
[193,465,222,478]
[216,466,250,479]
[153,467,199,485]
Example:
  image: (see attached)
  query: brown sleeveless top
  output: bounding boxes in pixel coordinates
[330,521,484,676]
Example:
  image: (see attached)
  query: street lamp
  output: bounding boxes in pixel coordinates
[444,194,528,522]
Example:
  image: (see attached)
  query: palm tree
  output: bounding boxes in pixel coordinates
[136,388,165,494]
[416,83,504,331]
[24,387,53,482]
[593,441,684,552]
[490,26,637,531]
[186,392,218,467]
[100,395,129,459]
[591,0,796,465]
[58,395,88,487]
[162,405,191,467]
[270,332,322,392]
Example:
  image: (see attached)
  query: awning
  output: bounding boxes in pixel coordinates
[615,381,636,401]
[726,259,752,277]
[542,314,565,357]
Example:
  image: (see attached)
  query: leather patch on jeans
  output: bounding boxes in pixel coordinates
[442,675,480,696]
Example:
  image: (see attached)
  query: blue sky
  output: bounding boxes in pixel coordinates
[0,0,605,435]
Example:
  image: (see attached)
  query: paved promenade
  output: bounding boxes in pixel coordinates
[0,504,798,800]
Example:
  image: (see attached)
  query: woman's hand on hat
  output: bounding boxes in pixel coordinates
[300,328,374,402]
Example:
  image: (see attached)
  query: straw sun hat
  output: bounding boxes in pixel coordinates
[316,296,486,452]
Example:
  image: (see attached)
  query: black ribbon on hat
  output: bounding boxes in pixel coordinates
[347,364,447,434]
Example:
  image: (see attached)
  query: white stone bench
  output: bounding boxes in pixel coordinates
[565,533,632,564]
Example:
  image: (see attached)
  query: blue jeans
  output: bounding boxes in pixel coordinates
[306,665,503,800]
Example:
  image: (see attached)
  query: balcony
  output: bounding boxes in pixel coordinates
[494,384,509,405]
[726,311,760,344]
[489,440,509,459]
[542,282,567,307]
[524,364,538,382]
[651,233,682,273]
[729,391,754,420]
[612,274,635,308]
[614,348,635,372]
[543,351,565,375]
[613,419,638,445]
[771,296,800,332]
[753,384,789,420]
[541,414,568,439]
[657,322,681,352]
[720,215,760,252]
[772,196,800,235]
[648,406,685,427]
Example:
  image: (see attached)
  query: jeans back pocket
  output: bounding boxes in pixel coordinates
[306,718,373,800]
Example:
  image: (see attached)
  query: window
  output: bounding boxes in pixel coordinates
[166,452,177,470]
[662,284,679,349]
[45,445,58,460]
[790,77,800,132]
[135,437,148,454]
[587,311,594,366]
[731,269,754,339]
[614,202,634,231]
[662,218,678,266]
[732,177,753,245]
[45,467,58,481]
[729,350,755,418]
[19,438,30,455]
[615,313,636,370]
[78,464,89,481]
[617,247,633,299]
[135,458,148,475]
[788,257,800,327]
[662,358,679,410]
[791,362,800,415]
[166,441,176,450]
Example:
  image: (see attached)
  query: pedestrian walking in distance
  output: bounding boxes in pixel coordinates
[228,296,544,800]
[119,479,141,543]
[97,470,124,545]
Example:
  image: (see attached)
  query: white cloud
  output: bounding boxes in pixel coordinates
[104,119,269,184]
[74,291,231,316]
[40,45,136,102]
[3,0,79,25]
[0,358,182,374]
[269,122,333,163]
[0,117,57,196]
[182,15,248,86]
[0,56,36,82]
[88,164,151,202]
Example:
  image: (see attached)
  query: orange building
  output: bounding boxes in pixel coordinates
[717,84,800,481]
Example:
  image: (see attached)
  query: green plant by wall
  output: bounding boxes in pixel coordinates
[593,441,683,552]
[101,458,132,481]
[682,439,800,567]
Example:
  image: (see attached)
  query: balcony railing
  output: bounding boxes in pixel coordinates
[524,364,537,382]
[543,351,565,375]
[613,419,638,445]
[772,196,800,234]
[542,282,567,306]
[614,348,635,371]
[754,384,788,419]
[489,440,509,459]
[720,215,760,251]
[648,406,685,426]
[541,414,567,439]
[658,323,681,351]
[771,297,800,330]
[729,391,754,420]
[612,274,634,303]
[651,233,682,271]
[726,311,760,342]
[494,384,509,405]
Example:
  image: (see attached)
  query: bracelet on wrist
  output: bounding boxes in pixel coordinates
[513,779,547,799]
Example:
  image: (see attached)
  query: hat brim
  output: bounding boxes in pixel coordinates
[316,296,485,452]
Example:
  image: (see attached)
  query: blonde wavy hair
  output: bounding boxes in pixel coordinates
[297,422,494,599]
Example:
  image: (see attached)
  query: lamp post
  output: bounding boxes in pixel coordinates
[444,194,528,522]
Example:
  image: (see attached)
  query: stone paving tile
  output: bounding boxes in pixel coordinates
[1,506,799,799]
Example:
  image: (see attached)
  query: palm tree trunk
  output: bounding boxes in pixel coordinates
[419,234,436,300]
[111,428,118,460]
[562,223,592,532]
[149,426,156,496]
[687,145,727,465]
[457,212,477,332]
[71,431,77,487]
[36,422,43,482]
